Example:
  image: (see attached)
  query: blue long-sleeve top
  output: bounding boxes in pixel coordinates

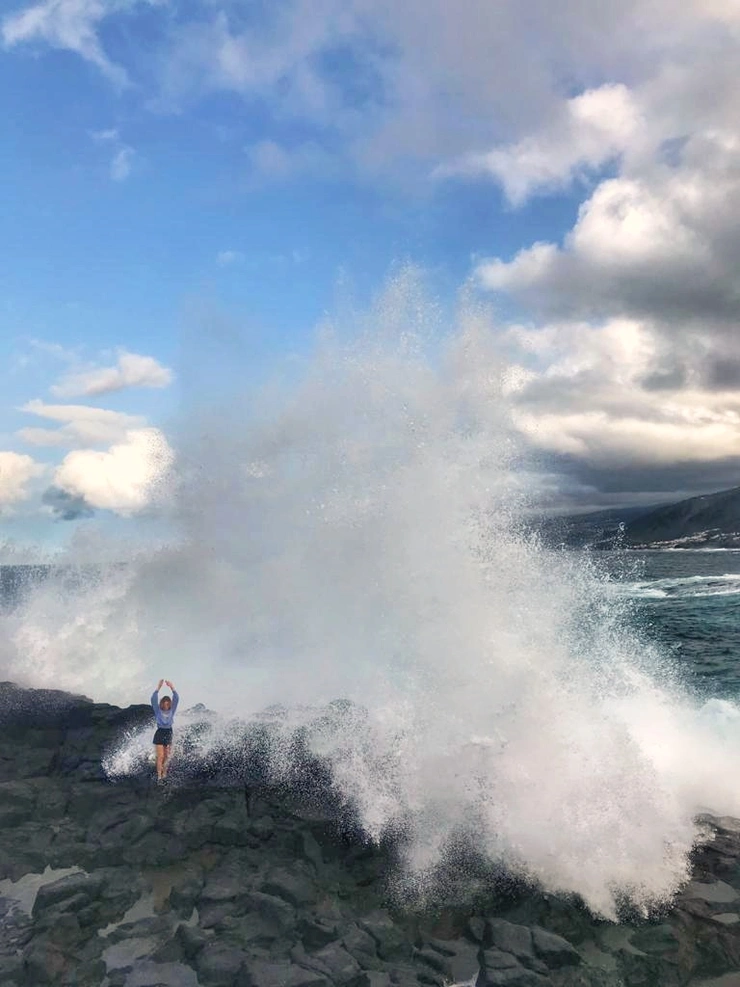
[151,689,179,727]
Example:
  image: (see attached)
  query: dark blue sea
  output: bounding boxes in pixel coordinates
[600,550,740,700]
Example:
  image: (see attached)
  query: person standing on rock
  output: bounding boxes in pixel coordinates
[151,679,179,781]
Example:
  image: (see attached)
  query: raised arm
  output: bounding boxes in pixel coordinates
[165,680,179,712]
[151,679,164,713]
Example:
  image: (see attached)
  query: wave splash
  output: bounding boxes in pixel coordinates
[3,277,740,917]
[617,573,740,600]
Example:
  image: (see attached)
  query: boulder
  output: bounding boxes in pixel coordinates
[343,923,381,966]
[244,958,332,987]
[477,961,548,987]
[360,911,413,963]
[243,891,298,936]
[295,940,362,983]
[531,927,581,969]
[0,950,24,983]
[118,960,200,987]
[169,870,205,917]
[22,940,77,985]
[196,941,250,986]
[261,865,318,907]
[175,921,211,961]
[0,781,37,826]
[426,938,481,982]
[33,871,106,917]
[487,920,535,964]
[299,917,341,951]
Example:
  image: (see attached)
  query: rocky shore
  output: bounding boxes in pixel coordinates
[2,683,740,987]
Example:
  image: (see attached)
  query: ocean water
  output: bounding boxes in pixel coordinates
[602,550,740,699]
[1,290,740,918]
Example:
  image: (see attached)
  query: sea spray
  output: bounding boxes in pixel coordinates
[3,275,740,915]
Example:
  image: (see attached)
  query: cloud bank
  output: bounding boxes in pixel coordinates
[4,0,740,505]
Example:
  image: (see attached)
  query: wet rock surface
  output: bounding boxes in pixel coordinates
[1,683,740,986]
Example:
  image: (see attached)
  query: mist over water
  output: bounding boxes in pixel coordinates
[4,277,740,916]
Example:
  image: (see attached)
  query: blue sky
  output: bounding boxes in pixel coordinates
[2,0,740,547]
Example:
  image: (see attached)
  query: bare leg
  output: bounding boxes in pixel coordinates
[155,744,165,780]
[162,744,173,778]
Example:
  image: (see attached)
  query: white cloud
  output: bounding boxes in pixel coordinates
[0,451,45,511]
[110,145,135,181]
[53,427,174,515]
[28,338,79,362]
[19,399,145,448]
[157,6,351,117]
[90,127,136,181]
[477,127,740,327]
[50,350,173,398]
[516,410,740,467]
[2,0,130,87]
[247,139,293,178]
[91,127,119,142]
[244,138,335,184]
[439,85,643,205]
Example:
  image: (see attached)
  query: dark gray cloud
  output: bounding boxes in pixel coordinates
[638,365,688,392]
[471,20,740,508]
[538,453,740,509]
[704,356,740,392]
[42,487,95,521]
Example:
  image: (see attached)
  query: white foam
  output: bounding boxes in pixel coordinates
[617,573,740,600]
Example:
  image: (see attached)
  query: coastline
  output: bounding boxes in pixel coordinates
[1,683,740,986]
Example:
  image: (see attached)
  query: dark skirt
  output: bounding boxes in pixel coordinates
[153,728,173,747]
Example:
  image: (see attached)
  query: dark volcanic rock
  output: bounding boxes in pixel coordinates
[531,929,581,969]
[3,684,740,986]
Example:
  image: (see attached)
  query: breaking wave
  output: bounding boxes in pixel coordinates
[3,275,740,918]
[617,574,740,600]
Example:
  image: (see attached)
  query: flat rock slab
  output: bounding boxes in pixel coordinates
[103,935,160,970]
[117,961,200,987]
[684,881,740,904]
[713,913,740,925]
[691,976,740,987]
[33,871,106,915]
[0,866,82,915]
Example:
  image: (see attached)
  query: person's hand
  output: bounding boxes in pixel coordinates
[157,679,164,689]
[165,680,174,689]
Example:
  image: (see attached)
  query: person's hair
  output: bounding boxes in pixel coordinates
[159,696,172,709]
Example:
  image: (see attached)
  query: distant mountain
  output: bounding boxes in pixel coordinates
[623,485,740,548]
[536,504,657,548]
[538,485,740,549]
